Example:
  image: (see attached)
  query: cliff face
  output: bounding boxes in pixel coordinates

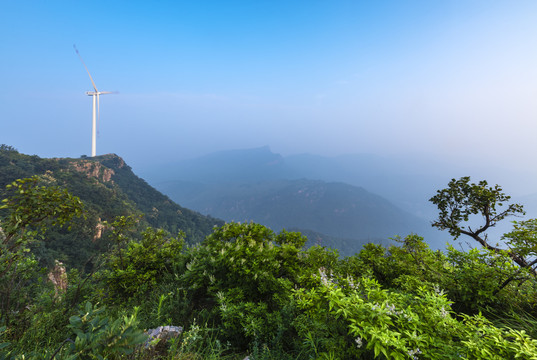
[71,160,116,183]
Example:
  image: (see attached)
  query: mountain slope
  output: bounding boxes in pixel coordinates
[0,146,223,268]
[146,146,448,251]
[157,178,441,252]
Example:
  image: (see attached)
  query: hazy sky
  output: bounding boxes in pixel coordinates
[2,1,537,180]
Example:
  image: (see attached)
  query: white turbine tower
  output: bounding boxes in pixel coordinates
[74,45,116,157]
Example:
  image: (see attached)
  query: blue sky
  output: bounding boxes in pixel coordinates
[2,1,537,187]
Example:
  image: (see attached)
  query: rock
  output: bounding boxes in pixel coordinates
[48,260,67,299]
[145,325,183,349]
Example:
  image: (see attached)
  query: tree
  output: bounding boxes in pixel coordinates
[0,176,84,326]
[0,144,17,153]
[500,219,537,275]
[429,176,535,274]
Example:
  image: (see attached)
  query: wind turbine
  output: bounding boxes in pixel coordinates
[74,45,116,157]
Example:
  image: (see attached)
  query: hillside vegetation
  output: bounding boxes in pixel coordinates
[3,146,537,359]
[0,145,222,270]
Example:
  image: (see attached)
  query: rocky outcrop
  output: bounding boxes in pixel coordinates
[48,260,67,299]
[93,218,106,242]
[71,160,115,183]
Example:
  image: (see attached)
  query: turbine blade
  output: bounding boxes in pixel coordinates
[73,44,99,92]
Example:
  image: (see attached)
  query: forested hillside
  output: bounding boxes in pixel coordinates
[158,179,440,253]
[0,145,222,269]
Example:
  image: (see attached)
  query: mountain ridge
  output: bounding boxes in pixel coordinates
[0,146,224,268]
[149,147,446,251]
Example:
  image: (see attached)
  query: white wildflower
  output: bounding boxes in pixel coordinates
[408,348,422,359]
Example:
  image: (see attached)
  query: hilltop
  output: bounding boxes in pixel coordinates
[0,145,223,269]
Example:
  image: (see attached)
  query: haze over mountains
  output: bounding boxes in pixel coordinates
[4,143,534,257]
[139,146,537,253]
[141,146,453,251]
[143,146,537,210]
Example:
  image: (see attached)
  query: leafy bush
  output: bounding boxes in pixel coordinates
[179,223,311,351]
[99,216,185,303]
[295,269,537,359]
[0,302,146,360]
[63,302,147,359]
[347,234,537,315]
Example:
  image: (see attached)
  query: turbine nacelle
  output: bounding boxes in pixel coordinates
[86,91,116,96]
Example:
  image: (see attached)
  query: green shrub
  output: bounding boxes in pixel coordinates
[99,217,185,303]
[295,268,537,359]
[64,302,147,359]
[180,223,311,351]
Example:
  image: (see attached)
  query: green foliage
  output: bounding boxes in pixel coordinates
[0,176,84,241]
[0,145,17,153]
[180,222,311,350]
[503,218,537,264]
[0,326,14,360]
[430,176,537,295]
[444,245,536,312]
[64,302,147,359]
[164,320,236,360]
[99,216,185,303]
[430,176,524,240]
[485,305,537,339]
[0,176,83,327]
[4,169,537,359]
[460,314,537,360]
[295,270,537,359]
[12,295,70,355]
[349,234,537,314]
[1,301,147,360]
